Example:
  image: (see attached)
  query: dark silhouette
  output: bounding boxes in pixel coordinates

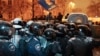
[46,12,53,22]
[65,13,69,19]
[56,12,63,22]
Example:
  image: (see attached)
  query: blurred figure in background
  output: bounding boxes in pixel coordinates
[56,12,63,22]
[0,14,5,20]
[46,12,53,22]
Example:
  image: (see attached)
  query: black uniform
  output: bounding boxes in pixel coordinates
[56,24,69,56]
[66,25,100,56]
[44,28,62,56]
[67,23,77,38]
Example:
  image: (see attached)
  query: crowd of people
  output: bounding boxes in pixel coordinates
[32,12,64,22]
[0,13,100,56]
[32,12,100,26]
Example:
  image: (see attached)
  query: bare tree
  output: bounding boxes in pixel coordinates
[0,1,8,14]
[8,0,12,20]
[0,0,11,20]
[87,0,100,17]
[18,0,31,19]
[12,0,31,20]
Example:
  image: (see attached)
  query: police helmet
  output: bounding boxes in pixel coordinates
[67,23,77,37]
[11,18,24,27]
[44,28,56,41]
[67,23,76,31]
[0,21,14,39]
[46,23,54,28]
[56,24,67,34]
[26,20,34,28]
[29,22,43,35]
[77,25,92,36]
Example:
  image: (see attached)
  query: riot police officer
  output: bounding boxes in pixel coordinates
[26,22,45,56]
[35,22,47,52]
[0,20,16,56]
[10,18,27,56]
[10,18,23,47]
[67,23,77,38]
[44,28,61,56]
[56,24,69,56]
[56,24,68,38]
[66,25,100,56]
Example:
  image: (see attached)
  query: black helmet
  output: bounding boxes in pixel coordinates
[77,25,92,36]
[46,23,54,28]
[44,28,56,41]
[56,24,67,34]
[26,20,34,28]
[68,23,76,31]
[0,21,14,39]
[67,23,77,37]
[29,22,43,35]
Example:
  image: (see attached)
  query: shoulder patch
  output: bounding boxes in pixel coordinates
[9,43,16,51]
[35,44,41,51]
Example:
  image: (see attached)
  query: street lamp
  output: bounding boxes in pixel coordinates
[69,2,75,9]
[68,1,75,13]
